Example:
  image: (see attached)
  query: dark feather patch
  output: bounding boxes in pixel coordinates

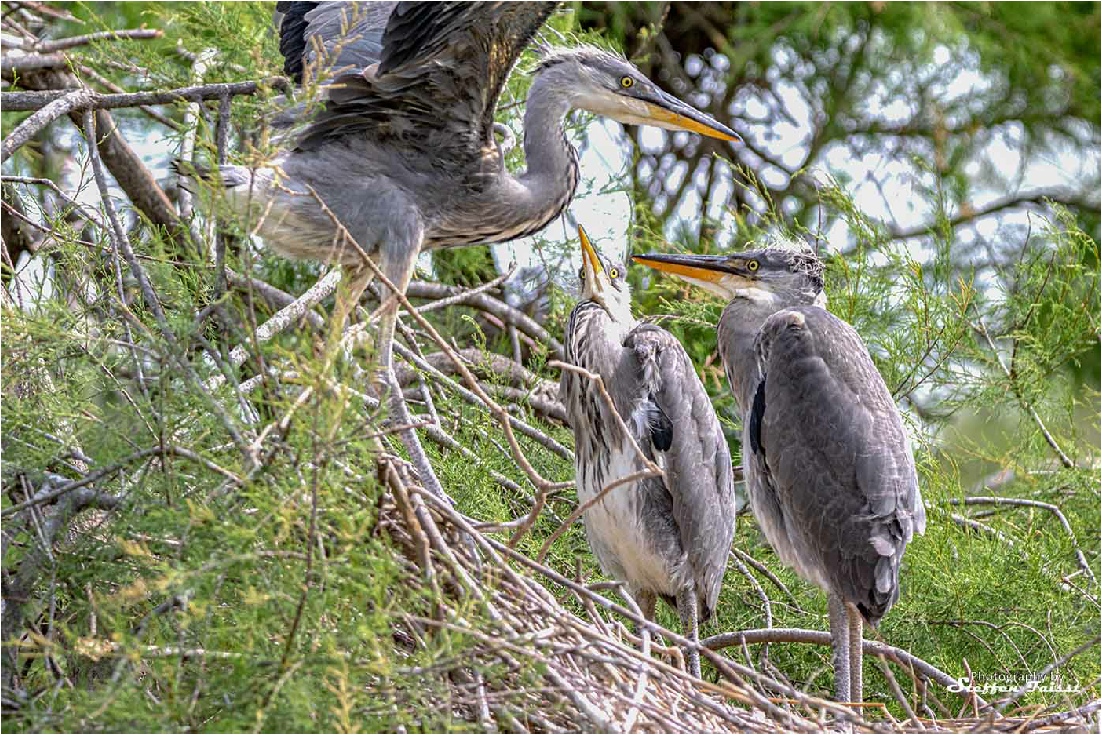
[749,377,766,457]
[276,1,319,83]
[649,397,673,452]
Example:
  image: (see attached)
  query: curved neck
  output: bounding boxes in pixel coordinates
[514,72,579,217]
[717,300,775,415]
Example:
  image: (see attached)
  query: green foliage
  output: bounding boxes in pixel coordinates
[623,185,1100,718]
[2,2,1098,732]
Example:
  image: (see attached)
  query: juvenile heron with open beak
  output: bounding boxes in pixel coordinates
[634,245,925,707]
[561,226,737,678]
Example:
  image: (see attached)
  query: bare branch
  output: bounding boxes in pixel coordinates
[993,634,1101,712]
[0,77,290,112]
[891,192,1094,241]
[950,495,1096,583]
[975,320,1076,469]
[702,628,990,710]
[0,86,95,162]
[205,269,343,390]
[32,27,163,52]
[406,280,564,359]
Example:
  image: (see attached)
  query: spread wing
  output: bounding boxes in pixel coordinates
[623,323,737,618]
[277,1,558,155]
[753,307,924,624]
[276,2,396,84]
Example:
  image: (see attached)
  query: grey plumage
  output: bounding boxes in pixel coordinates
[634,244,925,708]
[561,227,737,679]
[188,1,738,370]
[180,0,739,512]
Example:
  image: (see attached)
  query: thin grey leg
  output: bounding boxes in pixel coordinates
[676,589,701,679]
[828,593,851,704]
[332,263,373,337]
[372,248,446,503]
[847,602,864,708]
[634,589,657,625]
[631,588,656,663]
[385,366,446,501]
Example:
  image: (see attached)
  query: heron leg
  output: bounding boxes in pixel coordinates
[828,593,852,704]
[371,244,449,503]
[847,602,864,707]
[634,589,657,626]
[325,263,375,379]
[676,589,701,679]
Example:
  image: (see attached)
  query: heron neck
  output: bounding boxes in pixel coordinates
[717,300,777,415]
[518,74,579,207]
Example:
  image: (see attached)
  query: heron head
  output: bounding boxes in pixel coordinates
[537,46,739,142]
[633,245,826,308]
[577,225,633,324]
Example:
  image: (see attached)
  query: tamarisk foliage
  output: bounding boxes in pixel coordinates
[2,2,1098,732]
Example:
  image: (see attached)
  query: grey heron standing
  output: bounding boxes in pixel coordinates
[561,226,737,678]
[633,245,925,706]
[186,1,738,495]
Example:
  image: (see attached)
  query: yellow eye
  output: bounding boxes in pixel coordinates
[608,268,620,279]
[747,260,759,272]
[620,76,634,89]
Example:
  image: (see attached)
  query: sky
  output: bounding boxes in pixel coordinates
[8,41,1098,315]
[483,41,1098,310]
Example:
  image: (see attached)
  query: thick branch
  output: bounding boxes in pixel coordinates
[0,77,289,112]
[890,192,1092,240]
[0,86,95,162]
[702,628,990,710]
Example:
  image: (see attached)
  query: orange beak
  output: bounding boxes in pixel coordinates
[631,253,730,283]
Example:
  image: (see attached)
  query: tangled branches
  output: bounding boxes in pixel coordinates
[2,3,1098,732]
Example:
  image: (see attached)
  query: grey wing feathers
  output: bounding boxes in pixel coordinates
[276,2,395,84]
[625,324,737,619]
[377,3,473,74]
[289,2,557,154]
[754,307,922,625]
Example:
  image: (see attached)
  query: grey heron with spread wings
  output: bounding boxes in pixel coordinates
[183,1,738,495]
[561,226,737,678]
[634,245,925,707]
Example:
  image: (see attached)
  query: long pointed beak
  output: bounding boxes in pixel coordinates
[631,252,735,283]
[642,91,739,142]
[578,224,606,296]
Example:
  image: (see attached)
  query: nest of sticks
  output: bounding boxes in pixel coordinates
[373,450,1099,734]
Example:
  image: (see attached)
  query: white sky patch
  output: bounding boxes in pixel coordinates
[8,42,1097,316]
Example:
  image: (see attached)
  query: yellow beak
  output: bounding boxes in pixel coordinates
[578,224,606,295]
[631,253,729,283]
[644,102,741,142]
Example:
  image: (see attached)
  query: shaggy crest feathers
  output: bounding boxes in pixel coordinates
[535,43,627,73]
[741,236,825,294]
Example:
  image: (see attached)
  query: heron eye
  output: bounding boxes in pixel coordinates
[620,76,634,89]
[608,268,620,279]
[578,267,585,281]
[747,260,759,272]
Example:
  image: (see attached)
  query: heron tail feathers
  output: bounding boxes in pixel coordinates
[171,160,250,191]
